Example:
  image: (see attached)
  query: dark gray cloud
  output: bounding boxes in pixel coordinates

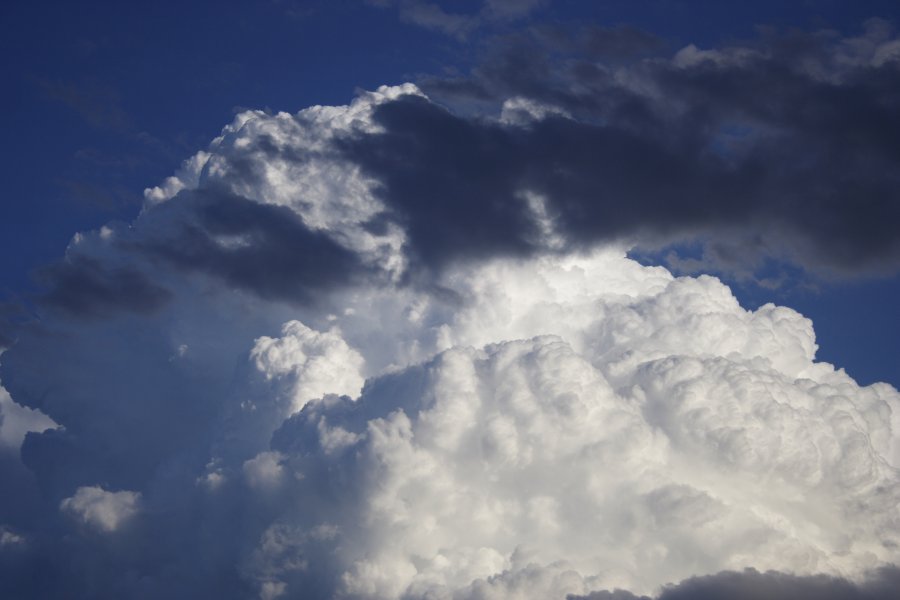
[137,189,368,305]
[571,566,900,600]
[341,92,763,274]
[36,255,172,318]
[29,187,368,320]
[338,95,545,271]
[403,22,900,278]
[366,0,547,38]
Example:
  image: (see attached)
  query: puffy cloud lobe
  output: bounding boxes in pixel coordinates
[267,338,658,597]
[243,451,286,491]
[0,80,898,599]
[0,384,55,450]
[59,486,141,532]
[251,320,365,414]
[256,318,899,598]
[143,84,413,278]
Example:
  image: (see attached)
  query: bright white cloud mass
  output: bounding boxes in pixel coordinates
[0,84,898,599]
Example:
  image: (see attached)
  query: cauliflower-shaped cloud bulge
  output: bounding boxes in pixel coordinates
[251,321,366,414]
[248,260,900,599]
[60,486,141,533]
[142,84,418,280]
[0,85,897,600]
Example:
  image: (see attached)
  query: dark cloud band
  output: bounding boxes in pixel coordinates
[572,566,900,600]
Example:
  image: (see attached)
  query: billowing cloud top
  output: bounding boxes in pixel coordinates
[1,27,899,599]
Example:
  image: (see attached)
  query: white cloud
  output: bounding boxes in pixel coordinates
[0,383,56,449]
[142,84,420,281]
[0,86,897,599]
[243,451,285,491]
[500,97,570,126]
[251,321,365,414]
[59,486,141,533]
[251,315,899,597]
[0,526,25,547]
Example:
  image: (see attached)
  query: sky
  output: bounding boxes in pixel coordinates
[1,1,899,599]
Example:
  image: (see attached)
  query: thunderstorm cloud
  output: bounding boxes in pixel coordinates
[1,23,899,600]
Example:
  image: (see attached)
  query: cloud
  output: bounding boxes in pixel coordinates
[59,486,141,532]
[138,189,368,305]
[369,0,478,38]
[419,22,900,279]
[251,320,366,414]
[484,0,547,20]
[242,451,285,491]
[0,57,897,599]
[572,566,900,600]
[366,0,547,38]
[0,385,55,450]
[245,255,898,596]
[36,254,172,318]
[73,24,897,289]
[65,28,894,293]
[9,235,896,597]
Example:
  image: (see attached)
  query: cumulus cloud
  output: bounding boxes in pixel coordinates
[59,486,141,532]
[251,320,365,414]
[67,23,899,288]
[0,384,55,450]
[250,265,899,597]
[26,26,899,321]
[0,43,898,599]
[243,451,286,491]
[10,238,897,597]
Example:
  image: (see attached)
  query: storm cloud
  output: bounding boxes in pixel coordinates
[31,21,900,321]
[139,189,368,305]
[0,21,898,600]
[572,566,900,600]
[407,23,900,278]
